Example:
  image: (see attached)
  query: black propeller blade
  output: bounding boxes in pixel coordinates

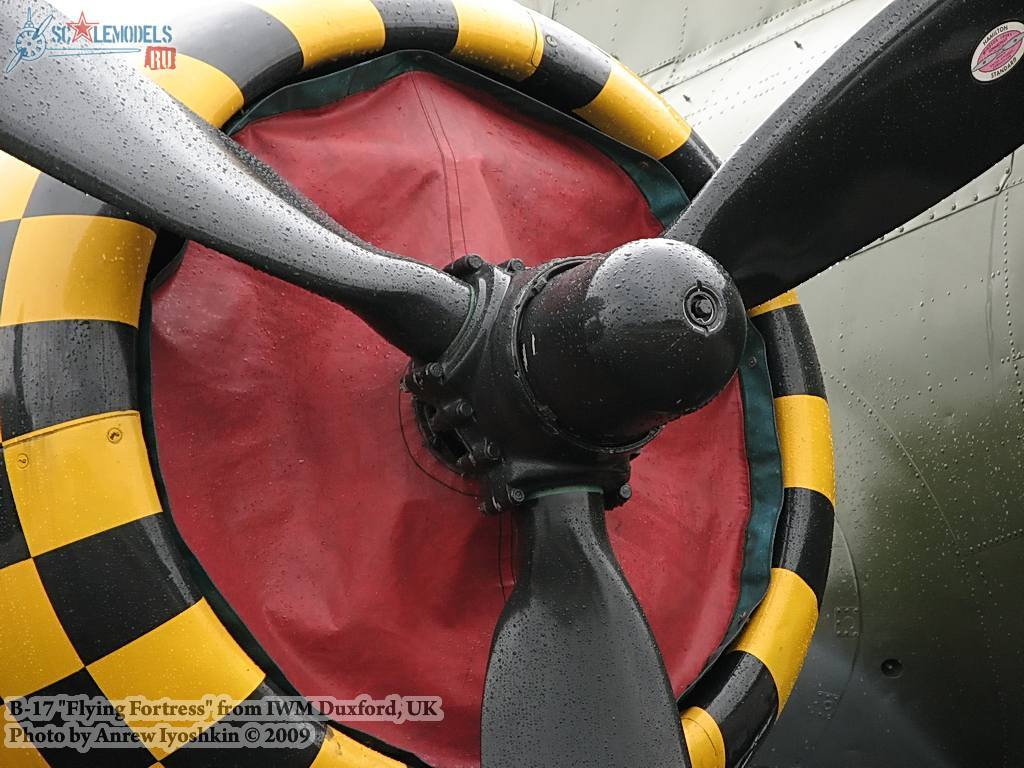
[668,0,1024,307]
[482,490,688,768]
[0,0,469,360]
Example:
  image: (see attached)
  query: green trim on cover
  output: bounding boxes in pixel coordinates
[734,323,785,637]
[680,321,785,700]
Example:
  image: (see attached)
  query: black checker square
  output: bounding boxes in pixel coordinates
[172,1,303,103]
[520,15,611,111]
[0,451,29,569]
[371,0,460,53]
[0,218,19,298]
[161,681,326,768]
[0,319,138,440]
[34,515,201,665]
[22,173,136,222]
[7,668,154,768]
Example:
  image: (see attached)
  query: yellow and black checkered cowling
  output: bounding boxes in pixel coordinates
[0,1,834,766]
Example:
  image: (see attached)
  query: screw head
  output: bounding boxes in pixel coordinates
[107,427,123,444]
[509,487,526,504]
[15,453,29,469]
[880,658,903,678]
[618,483,633,500]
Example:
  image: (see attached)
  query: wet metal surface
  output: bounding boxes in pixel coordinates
[757,177,1024,768]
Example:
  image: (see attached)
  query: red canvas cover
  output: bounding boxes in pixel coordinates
[150,70,752,767]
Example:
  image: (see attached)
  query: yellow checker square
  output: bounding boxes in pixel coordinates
[681,706,725,768]
[3,411,162,557]
[88,599,264,759]
[774,395,836,504]
[0,560,83,699]
[143,54,244,127]
[1,705,50,767]
[312,726,405,768]
[0,153,39,223]
[732,568,819,710]
[0,215,155,327]
[253,0,386,69]
[575,62,692,160]
[452,0,543,81]
[748,290,800,318]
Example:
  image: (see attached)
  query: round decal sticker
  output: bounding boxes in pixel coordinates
[972,22,1024,82]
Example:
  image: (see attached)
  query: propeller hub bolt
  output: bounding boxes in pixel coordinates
[499,258,526,273]
[685,287,719,330]
[445,253,486,278]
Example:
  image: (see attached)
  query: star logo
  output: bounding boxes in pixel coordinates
[65,11,98,44]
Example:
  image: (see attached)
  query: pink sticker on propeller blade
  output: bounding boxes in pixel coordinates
[972,22,1024,82]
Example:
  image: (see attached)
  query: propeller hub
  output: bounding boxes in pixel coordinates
[406,238,746,512]
[518,238,747,444]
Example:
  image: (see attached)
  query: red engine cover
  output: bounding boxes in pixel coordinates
[150,69,752,768]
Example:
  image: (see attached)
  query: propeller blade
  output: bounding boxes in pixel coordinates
[482,490,688,768]
[0,0,469,360]
[668,0,1024,307]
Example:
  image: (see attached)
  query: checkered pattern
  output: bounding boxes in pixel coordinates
[0,146,400,766]
[0,60,411,768]
[0,430,264,765]
[0,492,344,766]
[0,320,380,767]
[0,5,414,757]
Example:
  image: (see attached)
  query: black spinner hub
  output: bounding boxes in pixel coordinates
[405,238,747,513]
